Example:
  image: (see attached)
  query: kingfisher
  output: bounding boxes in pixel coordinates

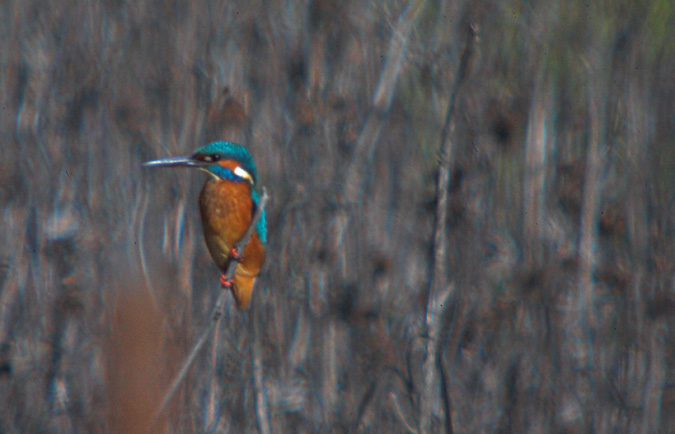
[144,142,267,309]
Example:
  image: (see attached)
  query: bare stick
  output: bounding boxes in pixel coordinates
[342,0,426,205]
[390,391,419,434]
[438,345,454,434]
[419,285,452,434]
[431,23,477,294]
[152,187,270,424]
[251,308,272,434]
[420,25,478,434]
[577,82,605,326]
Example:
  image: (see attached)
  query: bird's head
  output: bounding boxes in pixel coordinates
[144,141,257,185]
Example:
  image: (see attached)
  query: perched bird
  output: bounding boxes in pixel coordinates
[144,142,266,309]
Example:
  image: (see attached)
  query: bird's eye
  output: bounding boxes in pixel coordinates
[199,153,221,163]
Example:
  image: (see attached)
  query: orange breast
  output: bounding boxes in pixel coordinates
[198,179,265,280]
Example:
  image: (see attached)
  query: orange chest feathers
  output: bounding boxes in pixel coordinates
[198,179,254,248]
[197,179,265,274]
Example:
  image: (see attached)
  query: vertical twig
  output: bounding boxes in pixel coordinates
[341,0,427,211]
[206,323,220,429]
[563,49,608,431]
[252,306,273,434]
[641,320,666,433]
[321,321,339,419]
[420,24,477,434]
[419,285,452,434]
[523,76,553,266]
[438,347,454,434]
[577,79,606,326]
[431,23,477,291]
[353,379,378,431]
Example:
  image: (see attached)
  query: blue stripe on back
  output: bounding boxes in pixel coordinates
[251,188,267,244]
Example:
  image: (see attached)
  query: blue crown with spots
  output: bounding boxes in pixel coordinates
[193,141,258,184]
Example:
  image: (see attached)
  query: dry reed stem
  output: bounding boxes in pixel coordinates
[252,308,272,434]
[420,24,478,434]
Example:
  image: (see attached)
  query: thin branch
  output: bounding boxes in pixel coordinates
[353,379,378,432]
[431,23,477,296]
[390,392,419,434]
[152,187,270,424]
[342,0,426,206]
[419,284,452,434]
[252,307,272,434]
[522,76,553,266]
[421,24,478,434]
[438,347,454,434]
[578,80,606,326]
[206,320,220,429]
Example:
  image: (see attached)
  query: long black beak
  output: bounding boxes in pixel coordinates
[143,156,205,168]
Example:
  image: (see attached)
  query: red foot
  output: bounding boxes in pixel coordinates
[220,274,233,288]
[230,247,241,261]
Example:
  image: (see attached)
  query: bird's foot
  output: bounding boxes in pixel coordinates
[230,247,242,262]
[220,274,233,289]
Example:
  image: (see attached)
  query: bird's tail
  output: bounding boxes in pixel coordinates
[232,271,256,309]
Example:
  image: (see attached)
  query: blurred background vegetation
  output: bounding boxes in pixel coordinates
[1,0,673,432]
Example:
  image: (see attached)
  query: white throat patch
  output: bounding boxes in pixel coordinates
[234,166,254,184]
